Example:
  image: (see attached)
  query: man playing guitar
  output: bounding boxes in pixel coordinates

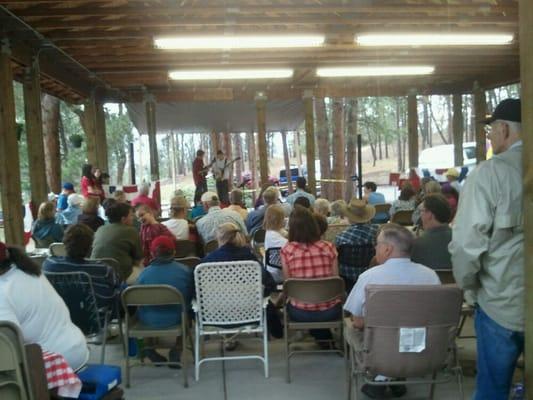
[212,150,240,205]
[192,149,209,203]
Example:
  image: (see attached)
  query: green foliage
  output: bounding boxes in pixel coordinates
[105,110,134,183]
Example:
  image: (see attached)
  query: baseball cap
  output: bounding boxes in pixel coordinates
[445,168,459,178]
[482,98,521,125]
[150,235,176,256]
[63,182,75,191]
[201,191,219,203]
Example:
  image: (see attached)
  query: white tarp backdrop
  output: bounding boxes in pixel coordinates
[126,100,304,134]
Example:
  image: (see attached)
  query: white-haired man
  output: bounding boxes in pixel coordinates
[131,182,159,214]
[344,223,440,398]
[196,191,247,243]
[449,98,524,400]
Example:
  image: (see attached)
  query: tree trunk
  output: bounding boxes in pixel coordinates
[315,97,331,199]
[429,101,449,144]
[422,96,430,149]
[247,131,257,201]
[294,130,303,176]
[397,98,403,172]
[223,132,233,188]
[234,133,243,185]
[58,112,68,159]
[332,98,345,200]
[345,99,358,201]
[42,94,61,193]
[116,148,126,185]
[447,95,453,144]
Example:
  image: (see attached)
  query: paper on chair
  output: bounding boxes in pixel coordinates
[399,327,426,352]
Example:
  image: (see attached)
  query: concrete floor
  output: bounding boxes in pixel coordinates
[89,321,478,400]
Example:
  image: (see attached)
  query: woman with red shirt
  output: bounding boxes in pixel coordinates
[80,164,103,199]
[281,205,341,346]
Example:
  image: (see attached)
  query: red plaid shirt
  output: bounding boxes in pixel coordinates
[281,240,339,311]
[140,223,175,266]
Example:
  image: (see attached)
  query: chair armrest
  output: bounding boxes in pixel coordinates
[191,300,199,313]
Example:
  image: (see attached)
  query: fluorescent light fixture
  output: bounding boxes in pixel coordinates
[155,35,325,50]
[356,33,514,46]
[168,68,293,80]
[317,66,435,77]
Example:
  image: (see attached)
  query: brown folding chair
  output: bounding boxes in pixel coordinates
[175,256,201,269]
[390,210,414,226]
[346,284,464,400]
[283,277,346,383]
[373,203,392,216]
[203,239,219,255]
[175,240,197,258]
[121,285,191,388]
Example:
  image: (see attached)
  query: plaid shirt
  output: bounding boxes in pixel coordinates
[281,240,339,311]
[334,223,379,281]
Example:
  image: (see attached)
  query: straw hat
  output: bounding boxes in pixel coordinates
[445,168,459,178]
[343,198,376,223]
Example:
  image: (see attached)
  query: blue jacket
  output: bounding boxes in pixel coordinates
[31,218,64,242]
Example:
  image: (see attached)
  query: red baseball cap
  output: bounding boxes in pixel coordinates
[150,236,175,256]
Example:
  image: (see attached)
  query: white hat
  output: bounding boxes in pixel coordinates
[200,191,219,203]
[67,193,83,207]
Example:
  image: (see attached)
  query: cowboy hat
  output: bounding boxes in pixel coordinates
[343,198,376,223]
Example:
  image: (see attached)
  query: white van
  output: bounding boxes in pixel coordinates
[417,142,477,181]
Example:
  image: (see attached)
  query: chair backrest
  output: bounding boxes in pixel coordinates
[265,247,282,270]
[49,242,66,257]
[33,236,54,249]
[434,269,456,285]
[0,321,33,400]
[337,243,375,269]
[122,284,184,307]
[390,210,414,226]
[174,256,201,269]
[175,240,197,258]
[203,239,219,255]
[251,228,266,244]
[44,271,101,336]
[283,277,345,305]
[363,284,463,378]
[374,203,392,215]
[194,261,264,327]
[90,257,121,276]
[323,224,348,243]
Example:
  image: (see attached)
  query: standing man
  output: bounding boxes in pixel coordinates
[212,150,231,205]
[192,149,208,203]
[449,98,523,400]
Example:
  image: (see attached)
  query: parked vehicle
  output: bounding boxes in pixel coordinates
[417,142,477,182]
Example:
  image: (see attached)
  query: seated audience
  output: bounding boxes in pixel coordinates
[136,205,175,266]
[315,213,328,237]
[246,186,280,234]
[227,189,249,221]
[0,241,89,370]
[254,183,271,209]
[113,190,127,203]
[190,200,206,220]
[313,198,330,219]
[285,177,316,207]
[163,196,190,240]
[412,180,442,226]
[201,223,281,339]
[197,192,247,243]
[335,199,379,292]
[32,201,64,248]
[293,196,311,209]
[445,168,462,193]
[136,235,194,367]
[441,184,459,220]
[389,186,416,217]
[281,206,340,347]
[56,194,83,225]
[344,223,440,398]
[91,202,143,284]
[263,205,288,284]
[131,182,160,214]
[57,182,75,212]
[78,196,105,232]
[43,224,120,309]
[363,181,388,224]
[328,200,349,225]
[411,194,453,269]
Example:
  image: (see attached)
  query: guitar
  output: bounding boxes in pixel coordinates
[213,157,241,181]
[198,160,215,178]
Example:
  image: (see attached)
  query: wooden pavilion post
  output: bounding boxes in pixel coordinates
[519,0,533,395]
[94,101,108,173]
[0,40,24,245]
[145,94,159,181]
[473,82,487,163]
[452,94,464,166]
[303,90,316,197]
[407,92,419,169]
[23,58,48,207]
[255,92,269,187]
[84,96,97,166]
